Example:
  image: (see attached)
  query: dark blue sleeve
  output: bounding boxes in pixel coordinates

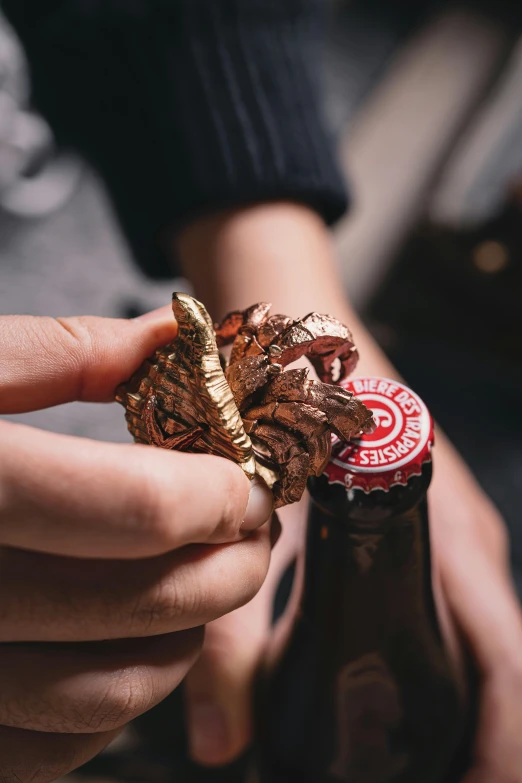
[3,0,348,278]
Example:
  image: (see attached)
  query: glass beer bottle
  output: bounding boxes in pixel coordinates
[254,377,469,783]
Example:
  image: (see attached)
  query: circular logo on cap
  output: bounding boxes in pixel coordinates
[325,377,433,492]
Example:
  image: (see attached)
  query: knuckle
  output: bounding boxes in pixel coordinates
[53,316,95,402]
[79,671,154,732]
[54,316,94,353]
[130,573,199,634]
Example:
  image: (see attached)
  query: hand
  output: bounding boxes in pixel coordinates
[430,436,522,783]
[184,497,305,764]
[0,310,274,782]
[176,203,522,775]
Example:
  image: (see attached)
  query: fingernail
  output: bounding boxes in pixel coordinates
[189,703,230,764]
[242,476,274,532]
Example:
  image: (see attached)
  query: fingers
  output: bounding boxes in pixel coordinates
[0,629,203,734]
[0,526,273,642]
[0,422,273,558]
[0,725,119,783]
[185,499,307,766]
[461,666,522,783]
[185,590,270,766]
[0,309,176,413]
[430,443,522,673]
[429,441,522,782]
[438,525,522,678]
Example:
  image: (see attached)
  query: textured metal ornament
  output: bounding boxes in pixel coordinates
[117,293,375,508]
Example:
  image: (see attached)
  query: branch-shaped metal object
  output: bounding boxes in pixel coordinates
[117,294,375,508]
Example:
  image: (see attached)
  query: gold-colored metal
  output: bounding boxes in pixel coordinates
[117,294,375,508]
[214,303,375,506]
[116,293,256,479]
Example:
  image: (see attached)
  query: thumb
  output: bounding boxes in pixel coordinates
[185,512,287,767]
[185,580,271,766]
[0,306,176,413]
[185,499,307,767]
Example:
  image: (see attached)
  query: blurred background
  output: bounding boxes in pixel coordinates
[1,0,521,779]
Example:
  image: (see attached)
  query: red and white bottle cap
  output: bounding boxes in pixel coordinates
[325,377,434,493]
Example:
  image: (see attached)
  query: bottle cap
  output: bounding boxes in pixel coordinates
[325,377,434,493]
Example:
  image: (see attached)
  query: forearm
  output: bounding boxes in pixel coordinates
[175,201,396,378]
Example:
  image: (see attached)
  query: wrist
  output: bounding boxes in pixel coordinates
[174,202,343,317]
[175,201,397,378]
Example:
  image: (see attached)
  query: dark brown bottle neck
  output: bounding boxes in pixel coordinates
[307,463,433,524]
[302,466,438,633]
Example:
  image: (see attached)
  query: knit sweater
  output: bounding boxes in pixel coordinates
[3,0,348,278]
